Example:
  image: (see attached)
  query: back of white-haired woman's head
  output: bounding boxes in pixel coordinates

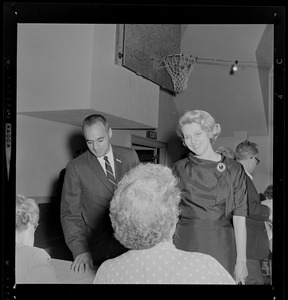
[16,194,39,232]
[177,110,221,144]
[110,163,181,250]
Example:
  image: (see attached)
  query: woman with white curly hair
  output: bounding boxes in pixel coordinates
[16,194,58,283]
[93,163,235,284]
[172,110,248,284]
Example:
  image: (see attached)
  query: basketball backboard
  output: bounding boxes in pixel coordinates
[115,24,181,94]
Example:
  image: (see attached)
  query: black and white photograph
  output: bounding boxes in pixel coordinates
[3,3,285,300]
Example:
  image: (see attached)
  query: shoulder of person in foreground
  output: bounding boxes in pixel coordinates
[17,245,59,284]
[93,250,236,285]
[92,251,133,284]
[92,256,113,284]
[190,252,236,284]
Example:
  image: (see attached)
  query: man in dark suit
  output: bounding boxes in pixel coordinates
[235,140,272,284]
[60,114,139,273]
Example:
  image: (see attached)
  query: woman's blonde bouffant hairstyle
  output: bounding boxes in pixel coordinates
[177,110,221,144]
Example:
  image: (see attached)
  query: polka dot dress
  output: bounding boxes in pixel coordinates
[93,243,236,284]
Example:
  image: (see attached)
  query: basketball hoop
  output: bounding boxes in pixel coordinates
[163,54,197,94]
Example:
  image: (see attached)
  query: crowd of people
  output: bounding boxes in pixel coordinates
[15,111,273,285]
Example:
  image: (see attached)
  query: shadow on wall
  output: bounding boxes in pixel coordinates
[66,130,88,162]
[51,130,87,198]
[34,131,87,260]
[166,133,188,165]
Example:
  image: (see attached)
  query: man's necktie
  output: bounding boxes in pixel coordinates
[104,156,116,186]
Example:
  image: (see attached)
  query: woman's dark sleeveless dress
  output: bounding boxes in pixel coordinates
[173,154,248,276]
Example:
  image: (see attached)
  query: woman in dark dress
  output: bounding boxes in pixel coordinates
[172,110,248,284]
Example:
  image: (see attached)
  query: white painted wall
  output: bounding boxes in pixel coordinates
[17,24,94,112]
[16,115,85,198]
[17,24,159,128]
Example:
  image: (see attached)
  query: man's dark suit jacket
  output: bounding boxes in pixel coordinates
[246,175,270,260]
[60,145,139,265]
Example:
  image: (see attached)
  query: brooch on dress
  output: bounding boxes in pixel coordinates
[216,162,226,172]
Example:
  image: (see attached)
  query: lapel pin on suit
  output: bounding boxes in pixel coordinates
[116,159,122,163]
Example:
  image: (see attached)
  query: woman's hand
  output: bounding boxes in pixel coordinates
[232,215,247,284]
[234,259,248,284]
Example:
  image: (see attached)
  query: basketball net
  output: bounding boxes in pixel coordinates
[164,54,197,94]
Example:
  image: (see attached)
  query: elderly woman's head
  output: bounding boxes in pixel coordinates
[16,194,39,233]
[110,163,181,250]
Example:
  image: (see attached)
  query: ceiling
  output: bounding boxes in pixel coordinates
[174,24,273,137]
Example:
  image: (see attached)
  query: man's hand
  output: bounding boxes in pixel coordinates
[70,252,94,274]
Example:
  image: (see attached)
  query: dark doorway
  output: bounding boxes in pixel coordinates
[132,144,159,164]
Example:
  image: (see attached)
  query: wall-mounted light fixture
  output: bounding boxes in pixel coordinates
[230,60,238,75]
